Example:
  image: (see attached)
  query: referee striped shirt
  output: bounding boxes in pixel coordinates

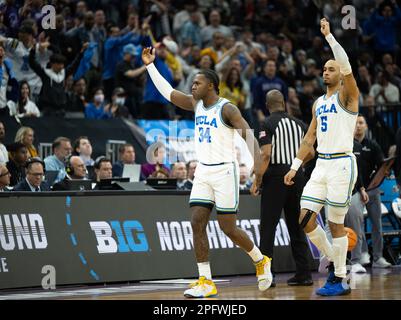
[258,111,307,174]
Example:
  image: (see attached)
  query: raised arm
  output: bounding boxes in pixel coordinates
[142,47,196,111]
[284,102,317,185]
[221,103,263,195]
[321,18,359,113]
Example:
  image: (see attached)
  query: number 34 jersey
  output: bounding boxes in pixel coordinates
[194,98,236,165]
[315,91,357,154]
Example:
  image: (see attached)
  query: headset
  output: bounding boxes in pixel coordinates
[65,155,74,176]
[94,156,110,169]
[25,157,46,172]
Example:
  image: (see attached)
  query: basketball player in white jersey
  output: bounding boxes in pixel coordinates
[142,47,272,298]
[284,18,359,296]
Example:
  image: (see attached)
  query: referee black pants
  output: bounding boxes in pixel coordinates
[259,172,312,276]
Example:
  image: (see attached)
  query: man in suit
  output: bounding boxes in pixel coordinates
[13,158,50,191]
[53,155,87,190]
[0,163,11,191]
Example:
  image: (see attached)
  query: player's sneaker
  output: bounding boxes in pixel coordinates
[255,255,273,291]
[184,276,218,298]
[316,276,351,296]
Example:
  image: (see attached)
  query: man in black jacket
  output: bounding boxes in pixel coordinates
[6,142,28,187]
[13,158,50,191]
[28,43,87,116]
[53,155,87,190]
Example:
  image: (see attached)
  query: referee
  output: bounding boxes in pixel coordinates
[252,90,313,286]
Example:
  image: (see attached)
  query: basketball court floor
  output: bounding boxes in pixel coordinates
[0,267,400,300]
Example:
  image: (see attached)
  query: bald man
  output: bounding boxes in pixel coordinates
[52,156,87,190]
[252,89,314,287]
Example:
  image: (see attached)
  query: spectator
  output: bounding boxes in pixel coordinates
[102,22,150,100]
[94,156,112,182]
[306,36,324,68]
[85,87,110,119]
[200,9,232,47]
[141,143,170,179]
[179,10,203,48]
[385,63,401,92]
[252,59,288,123]
[280,39,296,75]
[173,1,206,35]
[13,157,50,191]
[112,143,137,177]
[44,137,72,183]
[294,49,308,80]
[239,163,252,190]
[52,155,87,190]
[0,24,50,100]
[115,43,147,118]
[186,159,197,183]
[0,121,8,164]
[200,31,226,65]
[0,162,10,191]
[219,67,246,110]
[28,44,86,116]
[356,65,373,97]
[7,80,40,118]
[141,43,175,119]
[149,166,170,179]
[369,71,400,105]
[121,13,140,35]
[6,142,28,186]
[104,87,130,119]
[287,87,302,119]
[363,0,401,59]
[67,77,88,115]
[170,161,192,190]
[184,54,215,94]
[298,80,316,124]
[0,40,18,117]
[73,136,94,166]
[14,126,38,158]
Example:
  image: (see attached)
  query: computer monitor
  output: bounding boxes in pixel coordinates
[122,164,141,182]
[65,179,93,191]
[97,177,130,190]
[146,178,177,190]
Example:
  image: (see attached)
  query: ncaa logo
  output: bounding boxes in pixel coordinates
[90,220,149,253]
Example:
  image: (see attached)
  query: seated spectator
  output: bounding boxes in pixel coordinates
[0,121,8,164]
[44,137,72,183]
[67,78,88,115]
[13,158,50,191]
[287,87,302,119]
[200,10,232,47]
[73,136,94,166]
[149,167,170,179]
[239,163,252,190]
[6,142,28,186]
[0,163,11,191]
[103,87,130,119]
[369,71,400,105]
[14,126,38,158]
[112,143,137,177]
[94,156,112,182]
[170,161,192,190]
[186,160,198,183]
[52,156,87,190]
[7,81,40,118]
[85,88,111,119]
[141,143,170,179]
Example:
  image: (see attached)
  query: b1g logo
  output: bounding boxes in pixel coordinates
[90,220,149,254]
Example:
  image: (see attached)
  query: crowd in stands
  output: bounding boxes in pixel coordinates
[0,0,397,125]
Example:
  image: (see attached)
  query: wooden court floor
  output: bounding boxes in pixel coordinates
[67,267,401,300]
[1,267,400,300]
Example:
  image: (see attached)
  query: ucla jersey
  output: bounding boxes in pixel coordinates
[315,91,357,154]
[194,98,236,164]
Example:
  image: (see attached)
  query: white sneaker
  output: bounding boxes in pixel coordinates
[372,257,392,268]
[318,255,331,273]
[360,252,371,266]
[184,277,218,298]
[255,255,273,291]
[351,263,367,273]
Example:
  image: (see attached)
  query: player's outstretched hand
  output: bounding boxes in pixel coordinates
[320,18,330,37]
[142,47,155,66]
[284,169,296,186]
